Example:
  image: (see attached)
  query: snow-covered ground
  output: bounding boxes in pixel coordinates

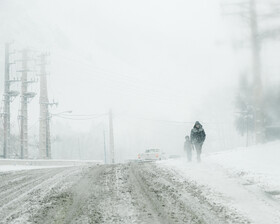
[0,165,60,172]
[158,141,280,224]
[0,163,249,223]
[0,159,103,173]
[1,142,280,223]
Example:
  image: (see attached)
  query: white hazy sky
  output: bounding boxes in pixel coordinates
[0,0,238,126]
[2,0,267,160]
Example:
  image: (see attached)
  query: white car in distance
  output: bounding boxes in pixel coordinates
[138,149,164,161]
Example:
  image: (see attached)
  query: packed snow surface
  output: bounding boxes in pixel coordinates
[0,164,249,223]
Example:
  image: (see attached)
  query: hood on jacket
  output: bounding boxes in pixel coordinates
[194,121,202,129]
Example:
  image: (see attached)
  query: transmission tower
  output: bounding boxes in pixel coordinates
[18,49,36,159]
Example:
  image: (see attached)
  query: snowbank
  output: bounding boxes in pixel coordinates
[158,141,280,224]
[0,165,58,172]
[206,141,280,192]
[0,159,103,173]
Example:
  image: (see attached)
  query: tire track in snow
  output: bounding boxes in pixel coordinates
[0,166,83,223]
[0,163,251,224]
[128,164,173,224]
[0,168,62,206]
[132,162,250,224]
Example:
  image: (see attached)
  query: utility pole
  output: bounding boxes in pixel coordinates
[223,0,280,144]
[38,54,53,159]
[19,49,36,159]
[2,43,19,158]
[222,0,266,143]
[109,109,115,164]
[20,50,28,159]
[103,130,107,164]
[3,43,11,158]
[78,137,81,160]
[249,0,263,143]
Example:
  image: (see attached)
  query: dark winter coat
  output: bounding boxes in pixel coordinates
[190,121,206,144]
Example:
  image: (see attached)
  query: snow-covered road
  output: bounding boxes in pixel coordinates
[0,163,251,224]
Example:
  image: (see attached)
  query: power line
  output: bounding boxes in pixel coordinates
[60,113,108,117]
[117,115,235,125]
[53,114,107,121]
[57,52,187,99]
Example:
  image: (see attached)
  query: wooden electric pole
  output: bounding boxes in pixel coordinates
[249,0,264,143]
[103,130,107,164]
[222,0,276,143]
[109,109,115,164]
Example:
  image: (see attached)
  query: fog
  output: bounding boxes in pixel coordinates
[1,0,280,162]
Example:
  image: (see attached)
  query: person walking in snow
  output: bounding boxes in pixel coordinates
[184,135,193,162]
[190,121,206,162]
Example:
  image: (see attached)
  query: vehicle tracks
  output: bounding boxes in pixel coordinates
[0,163,251,224]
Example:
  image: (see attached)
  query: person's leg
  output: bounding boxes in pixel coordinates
[195,144,202,162]
[198,143,203,162]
